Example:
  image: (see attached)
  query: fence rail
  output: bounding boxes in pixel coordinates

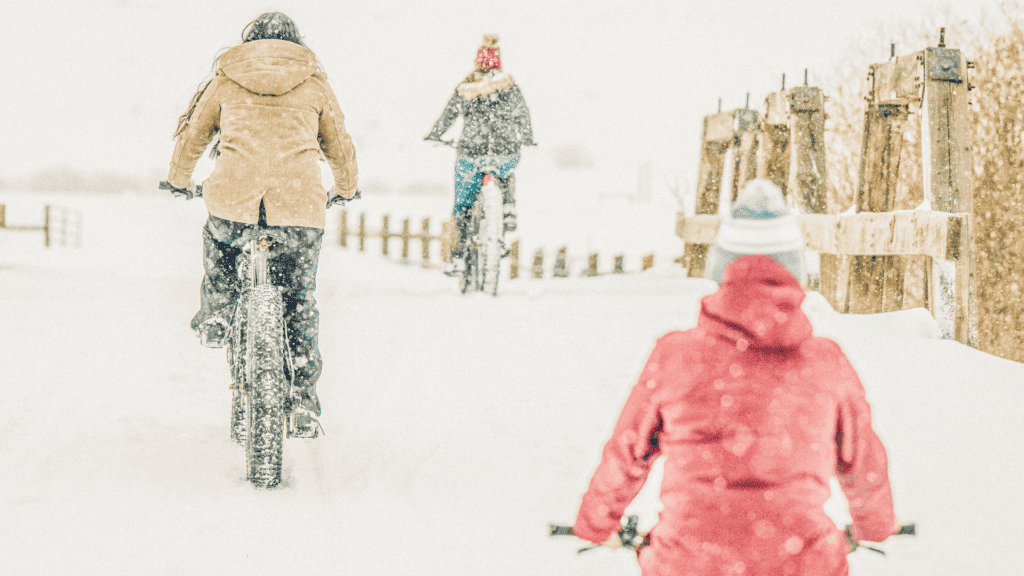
[0,204,82,248]
[338,210,655,279]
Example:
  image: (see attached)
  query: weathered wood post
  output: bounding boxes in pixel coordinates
[642,254,654,271]
[1,204,6,227]
[788,81,829,292]
[358,213,366,252]
[730,107,761,203]
[532,249,544,279]
[613,255,624,274]
[838,52,918,315]
[553,247,569,278]
[440,220,453,263]
[43,205,50,248]
[381,214,390,256]
[583,253,599,277]
[921,36,975,343]
[681,108,750,277]
[509,240,520,279]
[758,77,792,196]
[339,210,348,247]
[420,218,431,267]
[400,218,411,263]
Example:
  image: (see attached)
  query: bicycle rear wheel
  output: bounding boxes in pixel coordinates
[478,181,502,296]
[243,284,288,488]
[461,208,481,294]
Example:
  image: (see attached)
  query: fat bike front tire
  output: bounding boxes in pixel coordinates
[228,293,249,446]
[243,285,288,489]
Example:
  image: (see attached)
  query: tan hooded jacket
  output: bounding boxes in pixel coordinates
[167,39,358,228]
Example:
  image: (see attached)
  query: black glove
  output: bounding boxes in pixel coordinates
[327,188,361,208]
[159,180,202,200]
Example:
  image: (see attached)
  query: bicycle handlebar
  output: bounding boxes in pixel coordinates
[549,515,643,554]
[550,517,916,556]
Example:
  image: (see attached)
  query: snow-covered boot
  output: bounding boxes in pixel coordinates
[287,387,323,439]
[196,317,231,348]
[445,210,472,276]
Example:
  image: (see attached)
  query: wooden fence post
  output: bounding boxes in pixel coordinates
[381,214,390,256]
[339,210,348,247]
[642,254,654,271]
[583,253,599,277]
[613,255,624,274]
[43,205,50,248]
[400,218,410,263]
[420,218,431,267]
[845,69,911,314]
[553,247,569,277]
[0,204,5,228]
[922,43,975,344]
[758,91,792,194]
[358,213,366,251]
[682,111,732,278]
[532,249,544,279]
[509,240,519,279]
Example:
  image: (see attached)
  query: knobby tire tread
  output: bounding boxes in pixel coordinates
[243,285,288,489]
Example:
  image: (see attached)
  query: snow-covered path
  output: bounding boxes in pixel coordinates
[1,193,1022,576]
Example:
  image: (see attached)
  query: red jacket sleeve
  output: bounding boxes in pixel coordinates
[832,344,897,543]
[573,342,665,544]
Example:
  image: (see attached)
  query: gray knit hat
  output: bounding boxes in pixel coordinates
[705,179,806,284]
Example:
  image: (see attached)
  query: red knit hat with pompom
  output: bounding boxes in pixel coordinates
[475,34,501,72]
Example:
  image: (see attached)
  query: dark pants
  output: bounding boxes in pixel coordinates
[191,211,324,408]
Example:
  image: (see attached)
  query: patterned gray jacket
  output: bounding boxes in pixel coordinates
[426,71,536,157]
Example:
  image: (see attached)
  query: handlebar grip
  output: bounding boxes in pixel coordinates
[549,524,575,537]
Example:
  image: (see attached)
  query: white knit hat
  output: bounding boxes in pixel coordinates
[705,179,806,284]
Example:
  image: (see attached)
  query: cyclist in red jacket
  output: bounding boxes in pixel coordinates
[573,180,898,576]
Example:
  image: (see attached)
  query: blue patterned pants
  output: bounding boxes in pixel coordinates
[453,154,520,214]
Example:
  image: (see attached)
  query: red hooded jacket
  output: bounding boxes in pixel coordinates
[573,256,896,576]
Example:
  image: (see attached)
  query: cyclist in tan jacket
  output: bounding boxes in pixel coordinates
[163,12,357,436]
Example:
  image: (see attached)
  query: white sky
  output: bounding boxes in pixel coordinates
[0,0,1002,195]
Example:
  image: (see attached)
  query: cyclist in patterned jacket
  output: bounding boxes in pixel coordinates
[424,34,536,275]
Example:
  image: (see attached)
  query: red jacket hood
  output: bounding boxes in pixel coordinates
[698,255,812,350]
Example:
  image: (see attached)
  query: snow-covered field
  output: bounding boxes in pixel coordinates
[1,191,1022,576]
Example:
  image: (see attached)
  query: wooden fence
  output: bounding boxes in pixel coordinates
[677,34,977,346]
[337,210,655,279]
[0,204,82,248]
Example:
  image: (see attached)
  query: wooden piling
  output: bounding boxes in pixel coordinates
[400,218,410,262]
[509,240,520,279]
[532,249,544,279]
[358,213,366,251]
[554,247,569,278]
[420,218,431,266]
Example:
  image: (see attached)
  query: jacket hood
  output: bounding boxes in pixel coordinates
[698,255,813,350]
[218,39,317,96]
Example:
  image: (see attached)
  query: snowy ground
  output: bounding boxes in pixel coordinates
[1,192,1022,576]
